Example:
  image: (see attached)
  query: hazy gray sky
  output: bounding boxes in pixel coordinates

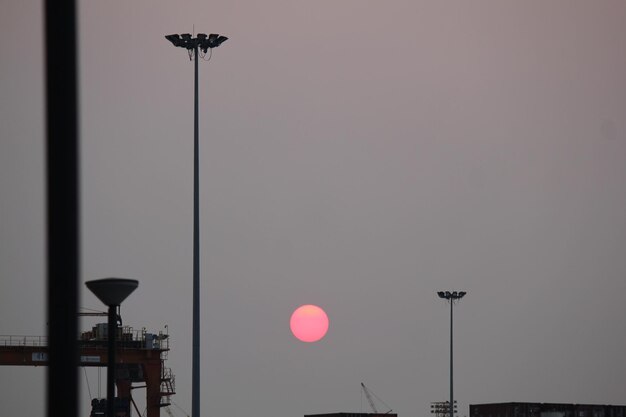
[2,1,626,416]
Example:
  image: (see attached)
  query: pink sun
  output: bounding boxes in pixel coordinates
[290,304,329,343]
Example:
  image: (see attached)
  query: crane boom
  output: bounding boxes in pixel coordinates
[361,382,379,413]
[361,382,393,414]
[79,309,122,325]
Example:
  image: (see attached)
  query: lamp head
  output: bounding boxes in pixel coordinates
[437,290,467,300]
[86,278,138,307]
[215,35,228,47]
[165,34,184,47]
[167,32,228,51]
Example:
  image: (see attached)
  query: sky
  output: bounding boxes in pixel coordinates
[1,1,626,416]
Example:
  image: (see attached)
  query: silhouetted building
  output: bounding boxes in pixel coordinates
[471,403,626,417]
[306,413,397,417]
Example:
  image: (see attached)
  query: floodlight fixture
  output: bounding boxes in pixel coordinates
[165,34,182,47]
[165,33,228,53]
[438,290,466,301]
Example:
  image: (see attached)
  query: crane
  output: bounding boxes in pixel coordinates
[361,382,392,414]
[79,308,122,325]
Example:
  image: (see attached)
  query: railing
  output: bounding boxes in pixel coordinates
[0,326,170,350]
[139,328,170,351]
[0,335,48,347]
[160,366,176,406]
[78,326,170,350]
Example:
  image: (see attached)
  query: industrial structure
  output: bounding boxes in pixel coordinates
[470,403,626,417]
[0,319,174,417]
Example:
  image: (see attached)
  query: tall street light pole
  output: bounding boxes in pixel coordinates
[437,291,467,417]
[165,32,227,417]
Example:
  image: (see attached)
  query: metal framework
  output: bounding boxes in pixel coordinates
[0,327,174,417]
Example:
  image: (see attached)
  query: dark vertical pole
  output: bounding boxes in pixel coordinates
[107,305,117,417]
[45,0,79,416]
[192,44,200,417]
[450,300,454,417]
